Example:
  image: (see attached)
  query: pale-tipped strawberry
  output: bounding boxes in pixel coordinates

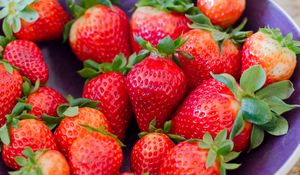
[64,0,131,63]
[10,147,70,175]
[242,28,300,85]
[130,0,193,53]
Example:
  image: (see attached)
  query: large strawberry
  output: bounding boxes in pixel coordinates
[197,0,246,29]
[0,103,57,170]
[0,0,70,42]
[178,13,252,90]
[68,125,124,175]
[0,62,23,126]
[130,0,193,53]
[10,147,70,175]
[242,28,300,85]
[64,0,131,63]
[159,130,241,175]
[54,98,111,156]
[126,36,190,131]
[172,65,299,152]
[79,52,148,140]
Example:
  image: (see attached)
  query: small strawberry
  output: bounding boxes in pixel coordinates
[79,52,149,140]
[159,130,241,175]
[197,0,246,29]
[0,102,57,170]
[68,125,124,175]
[0,62,23,126]
[10,147,70,175]
[178,13,252,90]
[0,0,70,42]
[131,119,184,175]
[130,0,193,53]
[65,0,131,63]
[242,28,300,85]
[126,36,190,131]
[54,98,111,156]
[172,65,299,152]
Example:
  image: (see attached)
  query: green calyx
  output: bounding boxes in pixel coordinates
[187,12,253,52]
[138,118,185,144]
[0,0,39,34]
[188,129,241,175]
[134,0,194,14]
[260,28,300,54]
[0,60,14,74]
[81,124,126,147]
[211,65,299,152]
[78,51,150,80]
[21,77,40,98]
[9,147,45,175]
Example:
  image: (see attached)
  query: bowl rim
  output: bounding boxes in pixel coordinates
[269,0,300,174]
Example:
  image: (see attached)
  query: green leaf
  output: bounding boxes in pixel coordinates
[22,146,35,158]
[78,68,100,79]
[214,129,227,143]
[0,124,10,145]
[3,61,13,74]
[241,97,272,125]
[112,53,127,72]
[206,149,217,168]
[67,0,86,18]
[157,36,175,55]
[2,18,14,40]
[163,120,172,133]
[63,106,79,117]
[167,134,185,144]
[248,125,265,152]
[135,0,193,13]
[63,19,75,43]
[11,102,32,115]
[256,80,295,100]
[22,80,31,97]
[262,114,288,136]
[148,118,157,133]
[31,79,40,93]
[172,55,181,67]
[15,156,28,166]
[203,132,213,143]
[224,152,241,162]
[240,65,266,93]
[222,163,241,170]
[12,17,22,33]
[263,96,299,115]
[19,8,39,23]
[186,13,214,29]
[217,140,234,155]
[57,104,69,117]
[198,140,210,149]
[138,132,148,138]
[229,111,245,139]
[176,51,194,61]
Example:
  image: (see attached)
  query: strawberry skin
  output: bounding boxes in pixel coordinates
[242,31,297,84]
[37,150,70,175]
[158,141,220,175]
[69,5,131,63]
[3,40,49,84]
[130,6,190,53]
[54,107,111,156]
[83,72,132,140]
[126,56,187,131]
[2,119,57,170]
[68,132,123,175]
[15,0,70,42]
[178,29,241,90]
[171,79,252,152]
[131,133,175,175]
[197,0,246,29]
[0,64,22,126]
[27,87,66,120]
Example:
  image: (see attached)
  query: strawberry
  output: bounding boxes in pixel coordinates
[54,98,111,156]
[177,13,252,90]
[0,103,57,170]
[65,0,131,63]
[159,130,241,175]
[0,0,70,42]
[130,119,184,175]
[79,52,148,140]
[197,0,246,29]
[242,28,299,85]
[10,147,70,175]
[172,65,299,152]
[126,36,189,131]
[68,125,124,175]
[0,62,23,126]
[130,0,193,53]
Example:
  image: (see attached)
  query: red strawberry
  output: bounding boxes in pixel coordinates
[0,0,70,42]
[0,63,22,125]
[197,0,246,29]
[172,65,299,152]
[11,147,70,175]
[27,87,66,120]
[126,36,188,131]
[242,28,299,85]
[66,1,131,63]
[54,98,111,156]
[0,103,57,170]
[159,130,241,175]
[178,14,252,90]
[68,126,124,175]
[3,40,49,84]
[130,0,193,53]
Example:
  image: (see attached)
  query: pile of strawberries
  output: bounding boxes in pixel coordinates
[0,0,299,174]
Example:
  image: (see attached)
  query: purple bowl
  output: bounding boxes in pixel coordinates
[1,0,300,174]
